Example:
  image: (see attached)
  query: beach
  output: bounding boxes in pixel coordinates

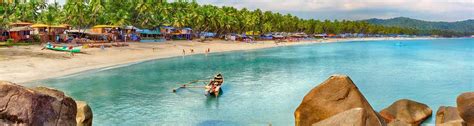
[0,37,432,84]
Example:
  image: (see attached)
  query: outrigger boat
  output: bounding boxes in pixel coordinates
[44,43,81,53]
[172,73,224,97]
[205,74,223,97]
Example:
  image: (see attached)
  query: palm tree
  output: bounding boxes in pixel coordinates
[1,0,438,38]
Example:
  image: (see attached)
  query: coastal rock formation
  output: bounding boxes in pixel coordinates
[436,106,465,126]
[387,120,412,126]
[457,92,474,125]
[76,101,93,126]
[0,81,77,125]
[379,99,432,125]
[294,74,385,126]
[311,108,367,126]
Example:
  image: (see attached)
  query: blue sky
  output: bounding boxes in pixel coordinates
[49,0,473,22]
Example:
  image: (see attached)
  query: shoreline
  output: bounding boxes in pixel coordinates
[0,37,437,84]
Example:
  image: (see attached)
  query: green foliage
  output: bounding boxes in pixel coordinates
[6,39,13,44]
[365,17,474,36]
[0,1,468,37]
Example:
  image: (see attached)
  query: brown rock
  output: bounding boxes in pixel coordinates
[312,108,366,126]
[294,74,385,126]
[380,99,432,125]
[388,120,413,126]
[0,81,77,125]
[436,106,465,126]
[457,92,474,125]
[76,101,93,126]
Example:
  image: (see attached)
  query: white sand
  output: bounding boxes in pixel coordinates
[0,37,433,84]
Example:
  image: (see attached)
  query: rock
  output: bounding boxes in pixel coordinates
[387,120,413,126]
[76,101,93,126]
[436,106,465,126]
[457,92,474,125]
[379,99,432,125]
[312,108,366,126]
[294,74,385,126]
[0,81,77,125]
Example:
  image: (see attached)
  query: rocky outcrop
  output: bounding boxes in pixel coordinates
[387,120,412,126]
[76,101,93,126]
[294,74,385,126]
[436,106,465,126]
[0,81,77,125]
[380,99,432,125]
[312,108,367,126]
[457,92,474,125]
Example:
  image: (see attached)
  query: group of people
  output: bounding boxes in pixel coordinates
[182,48,211,56]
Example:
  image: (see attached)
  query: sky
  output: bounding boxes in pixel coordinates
[48,0,474,22]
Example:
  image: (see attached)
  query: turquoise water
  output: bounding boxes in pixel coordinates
[31,38,473,125]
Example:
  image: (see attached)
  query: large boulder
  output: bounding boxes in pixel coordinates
[379,99,432,125]
[294,74,385,126]
[457,92,474,125]
[436,106,465,126]
[312,108,367,126]
[0,81,77,125]
[387,120,412,126]
[76,101,93,126]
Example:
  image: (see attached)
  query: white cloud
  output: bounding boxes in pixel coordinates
[197,0,474,21]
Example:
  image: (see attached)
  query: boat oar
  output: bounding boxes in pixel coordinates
[172,79,210,93]
[172,84,206,92]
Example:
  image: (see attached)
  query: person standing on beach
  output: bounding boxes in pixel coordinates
[207,48,210,53]
[182,49,186,55]
[190,49,194,53]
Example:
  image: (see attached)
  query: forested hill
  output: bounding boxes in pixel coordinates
[364,17,474,33]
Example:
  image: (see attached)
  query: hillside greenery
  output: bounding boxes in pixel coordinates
[365,17,474,36]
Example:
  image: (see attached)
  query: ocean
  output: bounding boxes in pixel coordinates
[32,38,474,125]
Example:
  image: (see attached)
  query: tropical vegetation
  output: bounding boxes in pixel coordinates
[365,17,474,36]
[0,1,468,37]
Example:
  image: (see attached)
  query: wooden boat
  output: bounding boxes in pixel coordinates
[205,73,223,97]
[45,44,81,53]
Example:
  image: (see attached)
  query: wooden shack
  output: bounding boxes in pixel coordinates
[9,26,33,42]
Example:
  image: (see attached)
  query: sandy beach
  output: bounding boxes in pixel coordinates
[0,37,433,84]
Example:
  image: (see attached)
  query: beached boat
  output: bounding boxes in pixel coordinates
[45,44,81,53]
[205,74,224,97]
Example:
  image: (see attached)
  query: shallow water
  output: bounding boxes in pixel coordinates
[32,38,473,125]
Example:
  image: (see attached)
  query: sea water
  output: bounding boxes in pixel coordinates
[32,38,473,125]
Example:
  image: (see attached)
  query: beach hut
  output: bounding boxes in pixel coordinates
[0,29,8,41]
[124,26,140,42]
[200,32,216,38]
[314,33,328,38]
[160,26,175,34]
[179,28,192,40]
[261,34,273,40]
[245,31,260,36]
[327,34,337,38]
[139,29,163,42]
[10,22,32,27]
[49,25,70,42]
[31,24,50,42]
[91,25,124,42]
[50,24,71,33]
[160,26,175,40]
[124,26,138,34]
[31,24,49,35]
[9,26,33,42]
[91,25,120,34]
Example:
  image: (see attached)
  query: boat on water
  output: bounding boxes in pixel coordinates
[44,43,81,53]
[205,73,224,97]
